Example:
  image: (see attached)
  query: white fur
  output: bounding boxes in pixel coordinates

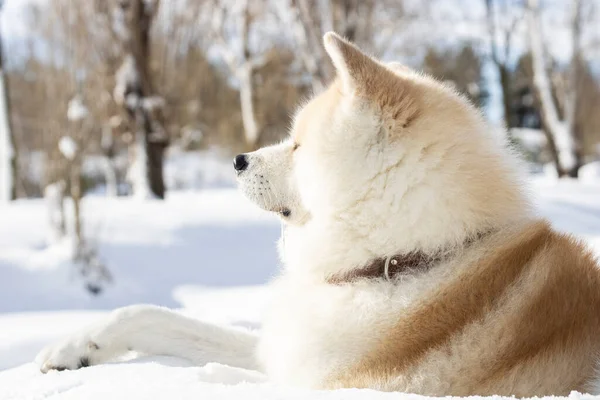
[36,305,258,373]
[35,32,534,392]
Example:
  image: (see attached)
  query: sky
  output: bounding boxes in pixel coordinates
[1,0,42,42]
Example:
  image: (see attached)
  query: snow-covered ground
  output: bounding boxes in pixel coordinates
[1,176,600,399]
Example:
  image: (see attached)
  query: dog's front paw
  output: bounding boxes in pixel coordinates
[35,335,100,373]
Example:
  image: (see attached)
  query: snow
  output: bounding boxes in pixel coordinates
[113,55,140,107]
[580,162,600,184]
[66,95,89,122]
[141,95,165,112]
[58,137,78,161]
[0,175,599,398]
[126,132,153,199]
[0,189,279,314]
[552,120,577,172]
[510,127,547,152]
[163,148,235,190]
[543,162,559,179]
[0,361,477,400]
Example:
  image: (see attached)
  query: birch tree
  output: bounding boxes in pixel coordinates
[526,0,583,177]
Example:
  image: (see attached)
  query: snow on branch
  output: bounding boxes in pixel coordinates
[114,54,141,107]
[58,136,78,161]
[67,95,89,122]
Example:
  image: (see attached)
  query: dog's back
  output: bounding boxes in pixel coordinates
[324,220,600,396]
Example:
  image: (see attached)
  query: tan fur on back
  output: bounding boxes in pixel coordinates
[309,35,600,396]
[328,220,600,396]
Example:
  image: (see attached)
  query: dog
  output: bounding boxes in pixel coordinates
[35,32,600,397]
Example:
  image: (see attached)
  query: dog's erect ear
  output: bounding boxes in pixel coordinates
[386,62,411,74]
[323,32,420,128]
[323,32,383,93]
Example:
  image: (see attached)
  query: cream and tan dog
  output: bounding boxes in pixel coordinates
[36,33,600,397]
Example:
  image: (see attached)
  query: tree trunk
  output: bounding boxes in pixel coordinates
[45,180,67,243]
[104,157,118,197]
[119,0,167,199]
[101,126,118,197]
[485,0,518,137]
[539,118,565,177]
[565,118,583,178]
[499,65,512,130]
[238,64,260,151]
[0,2,16,201]
[526,0,578,177]
[146,127,166,198]
[70,160,83,247]
[0,70,15,201]
[563,0,584,178]
[130,123,152,198]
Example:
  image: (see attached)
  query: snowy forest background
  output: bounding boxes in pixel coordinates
[2,1,600,397]
[0,0,597,359]
[0,0,597,299]
[3,0,599,201]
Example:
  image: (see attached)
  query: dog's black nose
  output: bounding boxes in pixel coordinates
[233,154,248,171]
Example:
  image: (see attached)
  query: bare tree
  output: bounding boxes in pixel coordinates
[64,96,88,247]
[111,0,168,198]
[209,0,270,150]
[526,0,583,177]
[273,0,332,93]
[423,45,485,107]
[330,0,375,45]
[485,0,522,131]
[0,0,17,201]
[64,93,112,294]
[562,0,585,176]
[274,0,376,94]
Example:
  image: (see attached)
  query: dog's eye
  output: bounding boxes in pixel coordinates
[292,143,300,151]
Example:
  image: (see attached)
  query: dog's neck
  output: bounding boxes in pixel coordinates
[325,250,434,284]
[325,230,492,285]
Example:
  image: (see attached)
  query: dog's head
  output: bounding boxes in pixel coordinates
[235,33,528,264]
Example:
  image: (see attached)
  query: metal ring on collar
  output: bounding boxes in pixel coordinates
[384,256,398,281]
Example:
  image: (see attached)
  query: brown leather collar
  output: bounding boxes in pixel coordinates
[326,250,437,285]
[326,231,491,285]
